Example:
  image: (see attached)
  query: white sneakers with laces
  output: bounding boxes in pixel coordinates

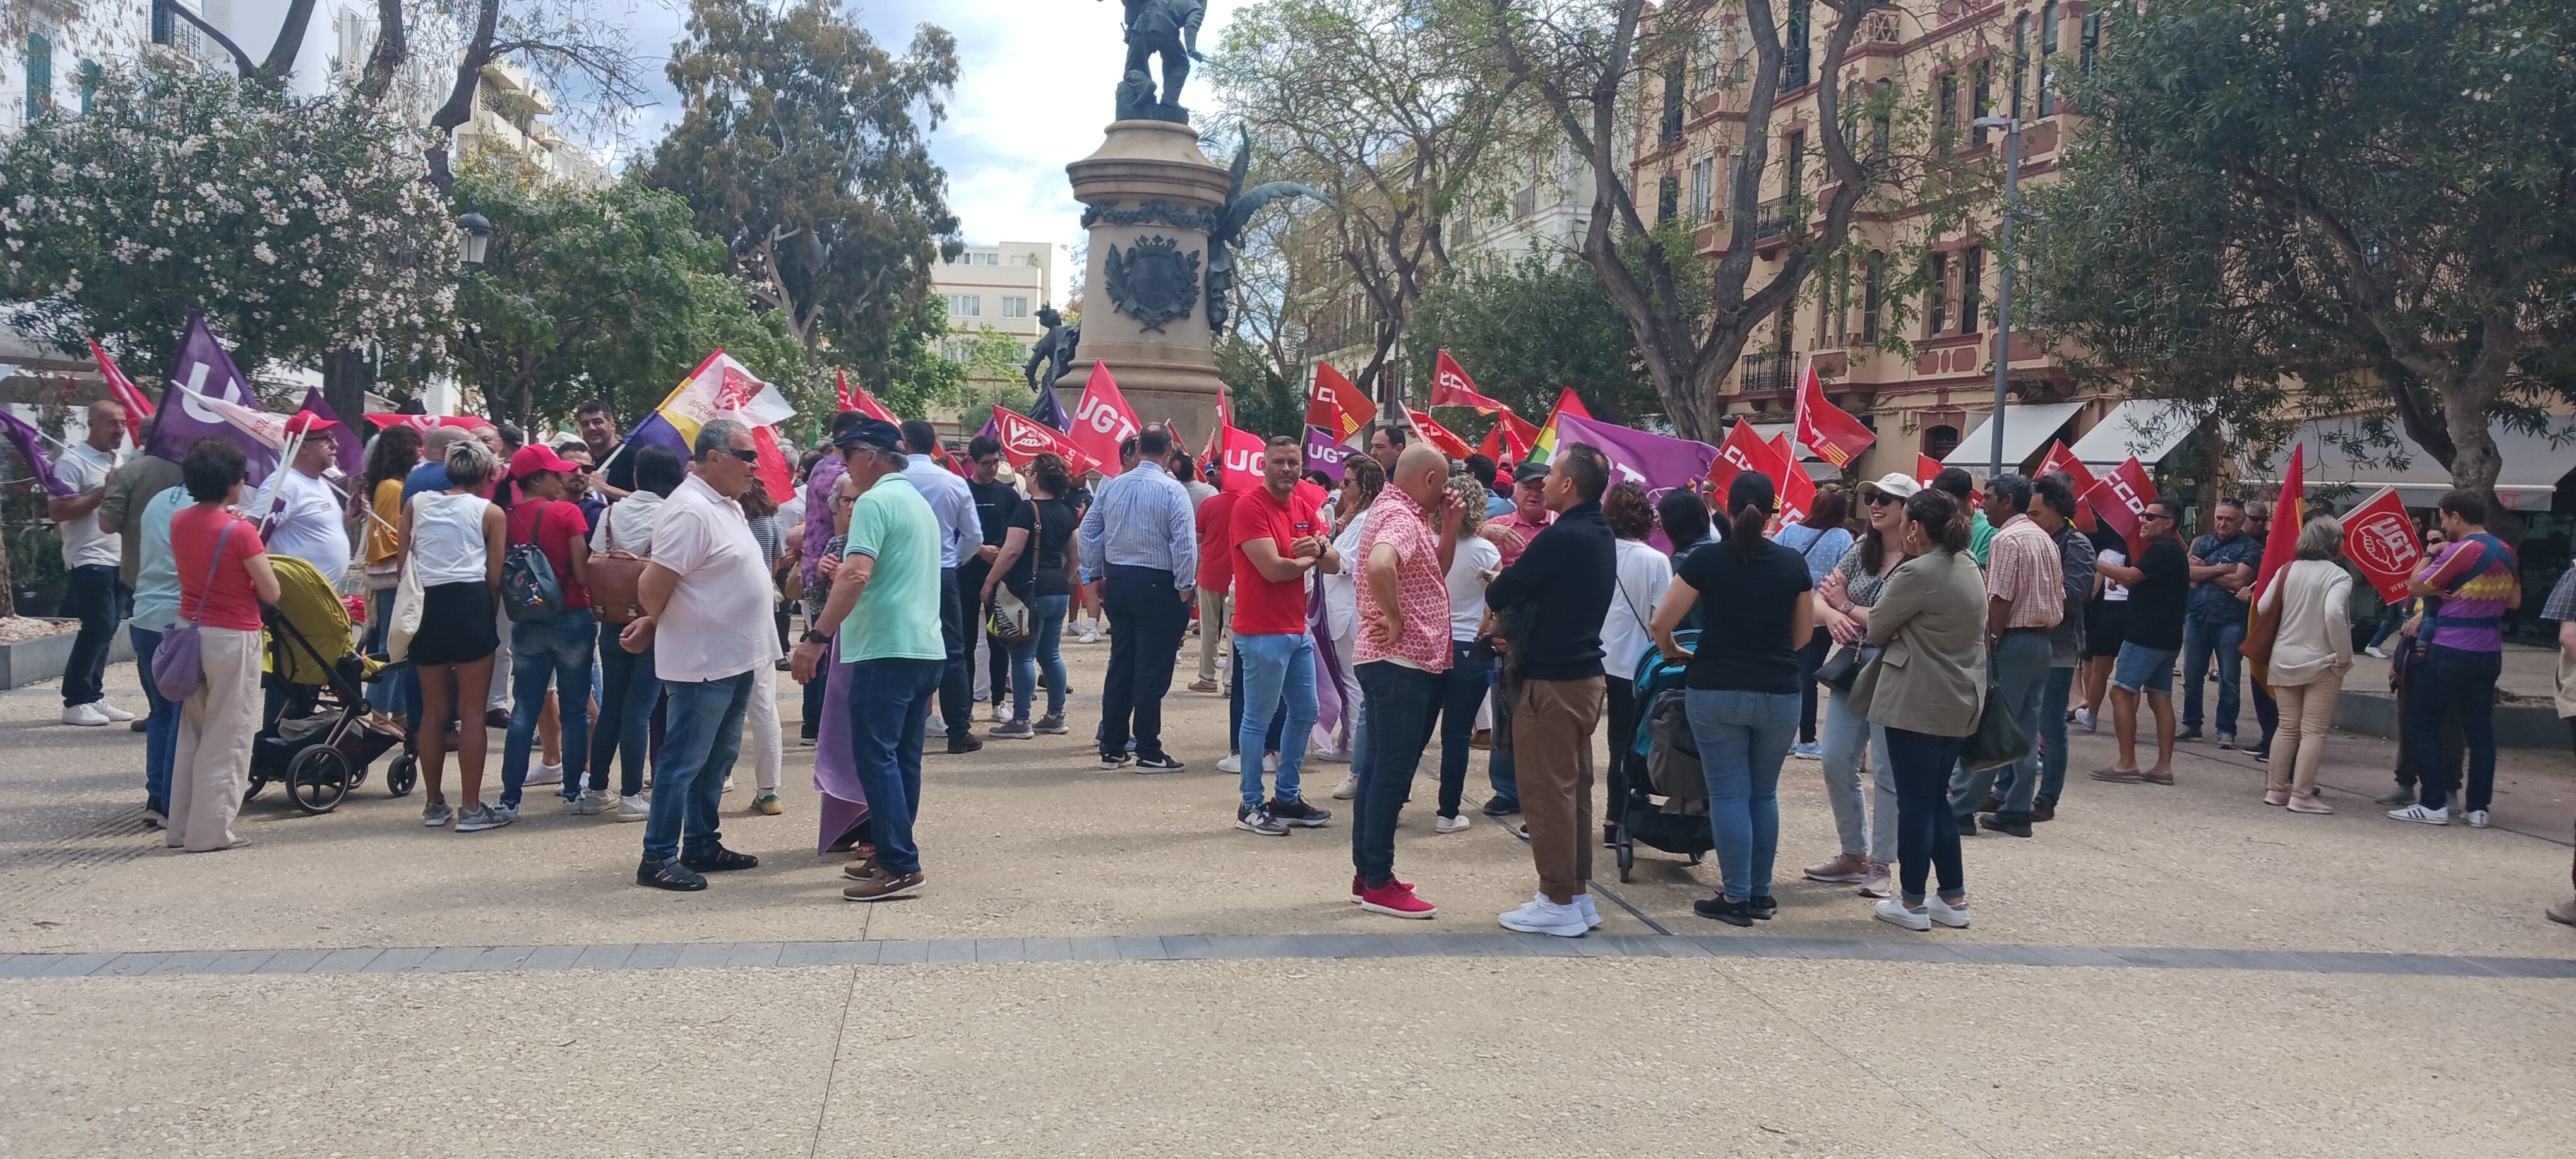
[1434,814,1472,834]
[1498,895,1589,937]
[61,703,111,727]
[2387,804,2450,826]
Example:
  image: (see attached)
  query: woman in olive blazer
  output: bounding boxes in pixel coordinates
[1851,490,1987,932]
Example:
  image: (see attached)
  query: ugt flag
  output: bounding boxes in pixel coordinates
[1304,425,1349,482]
[1070,362,1142,477]
[2340,486,2423,603]
[1554,413,1719,504]
[988,405,1097,477]
[147,312,282,485]
[629,350,799,502]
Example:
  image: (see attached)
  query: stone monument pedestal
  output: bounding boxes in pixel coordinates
[1061,119,1231,449]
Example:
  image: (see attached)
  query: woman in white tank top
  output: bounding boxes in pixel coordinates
[397,439,508,833]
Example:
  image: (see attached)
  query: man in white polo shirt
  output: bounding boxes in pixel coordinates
[621,419,776,891]
[259,411,354,584]
[50,399,134,727]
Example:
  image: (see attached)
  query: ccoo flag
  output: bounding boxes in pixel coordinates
[1792,360,1875,469]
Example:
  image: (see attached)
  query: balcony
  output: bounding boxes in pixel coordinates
[1737,350,1795,395]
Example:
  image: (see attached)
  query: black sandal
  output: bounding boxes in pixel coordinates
[636,857,708,891]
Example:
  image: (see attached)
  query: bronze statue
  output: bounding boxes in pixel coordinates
[1110,0,1208,123]
[1023,305,1082,395]
[1205,129,1332,333]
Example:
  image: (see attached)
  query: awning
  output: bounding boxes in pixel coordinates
[2239,419,2576,511]
[1941,401,2087,471]
[1747,424,1854,481]
[2070,399,2207,466]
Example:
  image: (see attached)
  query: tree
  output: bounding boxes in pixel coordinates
[448,167,809,428]
[1470,0,1918,441]
[650,0,963,388]
[1407,247,1655,423]
[1207,0,1527,409]
[411,0,651,190]
[2025,0,2576,515]
[0,59,456,389]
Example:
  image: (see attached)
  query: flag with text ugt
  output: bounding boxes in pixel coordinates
[630,350,799,502]
[2340,486,2423,603]
[1070,361,1142,477]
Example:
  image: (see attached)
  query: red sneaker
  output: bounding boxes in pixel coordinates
[1357,880,1437,919]
[1350,874,1413,902]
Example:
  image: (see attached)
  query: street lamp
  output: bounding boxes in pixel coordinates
[1972,114,2022,482]
[455,209,492,271]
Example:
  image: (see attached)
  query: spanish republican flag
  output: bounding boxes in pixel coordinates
[629,350,800,502]
[1528,388,1592,465]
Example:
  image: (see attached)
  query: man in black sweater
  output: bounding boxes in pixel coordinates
[1482,443,1617,937]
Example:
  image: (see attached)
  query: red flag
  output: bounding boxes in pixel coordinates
[841,374,899,424]
[834,368,857,414]
[1532,387,1593,462]
[1496,410,1539,461]
[1215,425,1268,494]
[1792,361,1874,469]
[1308,362,1374,443]
[2340,486,2423,603]
[1474,425,1504,462]
[362,413,495,432]
[749,426,796,504]
[2037,439,2099,496]
[989,405,1098,476]
[2253,444,2305,600]
[1708,421,1791,496]
[1916,453,1943,486]
[1780,466,1817,527]
[1431,350,1511,412]
[88,339,152,444]
[2080,456,2158,552]
[1070,361,1142,476]
[1402,405,1475,460]
[1767,433,1797,489]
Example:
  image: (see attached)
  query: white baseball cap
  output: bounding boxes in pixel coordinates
[1857,473,1922,502]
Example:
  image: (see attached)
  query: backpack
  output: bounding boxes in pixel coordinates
[1644,689,1709,816]
[500,504,566,624]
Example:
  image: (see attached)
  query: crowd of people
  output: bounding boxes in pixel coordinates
[38,395,2576,930]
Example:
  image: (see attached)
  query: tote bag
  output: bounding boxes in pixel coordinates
[1959,679,2033,773]
[384,550,426,662]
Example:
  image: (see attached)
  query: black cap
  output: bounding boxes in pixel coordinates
[832,416,903,454]
[1512,460,1550,485]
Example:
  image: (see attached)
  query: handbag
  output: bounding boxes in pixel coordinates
[986,498,1041,648]
[153,516,244,701]
[1813,641,1881,693]
[587,502,650,625]
[500,503,568,624]
[385,546,426,662]
[1959,679,2033,773]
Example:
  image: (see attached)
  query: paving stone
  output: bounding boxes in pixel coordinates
[198,950,278,975]
[1111,936,1168,961]
[875,940,928,965]
[253,949,329,975]
[358,947,436,973]
[417,946,491,973]
[310,948,383,974]
[571,943,636,970]
[95,953,167,977]
[724,942,784,968]
[1019,937,1071,962]
[141,951,224,976]
[1063,937,1119,962]
[920,939,976,964]
[779,941,879,966]
[467,946,541,972]
[673,942,734,969]
[621,944,688,970]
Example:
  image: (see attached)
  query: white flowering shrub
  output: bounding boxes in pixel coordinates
[0,59,458,381]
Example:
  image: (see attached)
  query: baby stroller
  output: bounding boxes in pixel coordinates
[1609,627,1713,883]
[242,556,414,815]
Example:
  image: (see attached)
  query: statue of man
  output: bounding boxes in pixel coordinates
[1118,0,1207,117]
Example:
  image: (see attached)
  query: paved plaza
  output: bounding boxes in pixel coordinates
[3,643,2572,1158]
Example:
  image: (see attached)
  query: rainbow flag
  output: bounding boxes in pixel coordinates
[1527,388,1591,465]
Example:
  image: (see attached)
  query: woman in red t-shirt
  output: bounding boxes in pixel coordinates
[494,445,596,814]
[167,438,282,853]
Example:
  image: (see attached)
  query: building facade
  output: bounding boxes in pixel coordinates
[932,241,1068,369]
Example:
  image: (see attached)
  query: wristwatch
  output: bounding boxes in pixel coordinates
[801,629,830,646]
[1838,600,1855,614]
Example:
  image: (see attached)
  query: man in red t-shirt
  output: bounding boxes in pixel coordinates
[1191,488,1237,692]
[1228,435,1340,836]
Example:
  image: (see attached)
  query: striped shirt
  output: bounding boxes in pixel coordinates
[1983,513,2065,630]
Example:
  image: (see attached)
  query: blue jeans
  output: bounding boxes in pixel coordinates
[62,564,126,707]
[129,625,179,814]
[2407,645,2502,812]
[363,586,405,715]
[1226,641,1286,754]
[1685,688,1799,901]
[590,626,659,797]
[1886,727,1969,904]
[1434,640,1494,817]
[1010,594,1071,723]
[1950,629,2052,817]
[1351,660,1441,888]
[1233,632,1318,808]
[2181,615,2246,735]
[1485,668,1520,803]
[500,607,595,805]
[1818,686,1896,861]
[845,657,942,877]
[641,670,751,864]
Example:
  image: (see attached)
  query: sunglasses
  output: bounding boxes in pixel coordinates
[714,448,759,463]
[1864,493,1902,507]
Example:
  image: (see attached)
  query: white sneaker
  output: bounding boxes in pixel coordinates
[1926,895,1971,929]
[525,763,564,787]
[989,704,1010,724]
[2366,645,2388,659]
[2466,809,2491,829]
[1076,627,1100,644]
[61,703,110,727]
[1217,753,1243,775]
[1332,775,1359,800]
[1875,898,1932,932]
[92,701,135,722]
[2073,707,2097,732]
[615,794,651,822]
[2388,804,2450,826]
[1498,896,1589,937]
[1262,752,1280,773]
[1435,813,1472,834]
[567,788,613,816]
[1575,892,1603,929]
[721,775,735,793]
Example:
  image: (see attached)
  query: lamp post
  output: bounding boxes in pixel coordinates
[1972,114,2022,481]
[455,209,492,271]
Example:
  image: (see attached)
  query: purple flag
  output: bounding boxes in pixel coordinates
[1303,425,1348,482]
[295,386,365,480]
[0,410,74,496]
[146,312,280,484]
[976,412,1001,441]
[1554,413,1719,550]
[1032,379,1070,431]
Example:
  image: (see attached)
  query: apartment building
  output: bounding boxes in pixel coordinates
[933,241,1068,368]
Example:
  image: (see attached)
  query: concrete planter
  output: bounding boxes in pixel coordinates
[2334,688,2566,752]
[0,620,136,689]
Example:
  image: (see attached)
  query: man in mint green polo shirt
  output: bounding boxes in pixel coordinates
[790,417,945,901]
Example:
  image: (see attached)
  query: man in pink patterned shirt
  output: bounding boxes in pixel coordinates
[1349,444,1462,919]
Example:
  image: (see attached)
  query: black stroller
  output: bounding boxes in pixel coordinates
[1609,627,1713,882]
[241,556,414,814]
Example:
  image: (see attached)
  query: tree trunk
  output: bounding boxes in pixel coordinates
[0,525,14,619]
[257,0,323,84]
[424,0,501,193]
[321,348,370,428]
[354,0,408,105]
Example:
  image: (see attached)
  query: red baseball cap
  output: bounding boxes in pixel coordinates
[283,410,339,436]
[509,444,580,479]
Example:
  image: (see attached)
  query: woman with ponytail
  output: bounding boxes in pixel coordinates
[1648,472,1815,927]
[1849,489,1988,932]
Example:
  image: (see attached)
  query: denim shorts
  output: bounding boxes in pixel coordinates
[2111,641,2179,696]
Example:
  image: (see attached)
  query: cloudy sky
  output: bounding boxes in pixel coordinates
[617,0,1254,294]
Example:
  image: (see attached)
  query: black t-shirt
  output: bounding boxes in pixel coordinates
[969,478,1021,545]
[2123,537,2190,650]
[600,437,636,493]
[1010,496,1077,598]
[1677,538,1814,694]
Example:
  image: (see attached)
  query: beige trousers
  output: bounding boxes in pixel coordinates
[2267,670,2346,799]
[1514,675,1606,904]
[1196,588,1231,684]
[169,627,261,852]
[746,665,782,792]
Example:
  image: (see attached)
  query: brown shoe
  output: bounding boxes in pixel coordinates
[1803,851,1869,884]
[2140,770,2176,785]
[1470,729,1491,750]
[2089,767,2150,784]
[2031,800,2056,823]
[842,869,925,901]
[840,859,879,881]
[2548,898,2576,927]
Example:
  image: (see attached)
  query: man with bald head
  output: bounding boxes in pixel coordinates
[1347,442,1462,918]
[51,399,134,727]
